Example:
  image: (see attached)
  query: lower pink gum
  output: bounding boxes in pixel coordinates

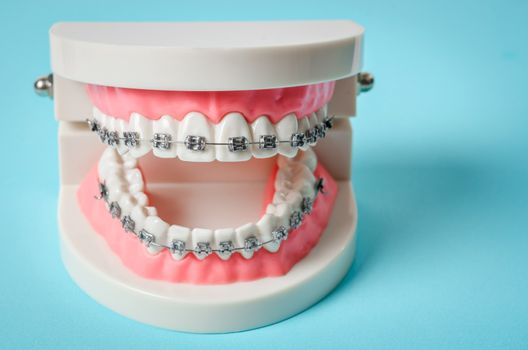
[77,163,337,284]
[87,82,335,124]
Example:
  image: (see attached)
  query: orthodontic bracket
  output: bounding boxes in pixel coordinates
[94,177,326,259]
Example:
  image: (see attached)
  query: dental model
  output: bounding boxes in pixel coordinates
[36,21,372,332]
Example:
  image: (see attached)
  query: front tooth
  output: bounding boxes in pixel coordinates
[250,116,278,159]
[215,112,252,162]
[152,115,178,158]
[177,112,215,162]
[167,225,191,260]
[191,228,214,260]
[129,113,152,158]
[297,117,311,151]
[276,114,298,157]
[214,228,236,260]
[256,214,280,253]
[236,223,260,259]
[143,216,169,255]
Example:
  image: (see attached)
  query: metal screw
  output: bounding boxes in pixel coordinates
[358,72,374,93]
[34,73,53,98]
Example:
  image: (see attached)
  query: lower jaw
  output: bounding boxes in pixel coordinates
[77,159,337,285]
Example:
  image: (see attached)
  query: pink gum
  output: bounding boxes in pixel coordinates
[77,163,337,285]
[87,82,335,124]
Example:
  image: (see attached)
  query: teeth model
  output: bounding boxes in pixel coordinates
[43,21,367,332]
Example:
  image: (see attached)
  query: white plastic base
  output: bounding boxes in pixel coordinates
[58,181,357,333]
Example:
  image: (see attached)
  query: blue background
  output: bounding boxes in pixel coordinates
[1,0,527,348]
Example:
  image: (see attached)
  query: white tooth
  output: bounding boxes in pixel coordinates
[117,193,137,214]
[292,177,316,200]
[215,112,252,162]
[316,105,328,123]
[191,228,214,260]
[129,113,152,158]
[98,148,123,180]
[265,204,276,215]
[277,154,295,169]
[256,214,280,253]
[285,191,303,212]
[235,223,260,259]
[132,192,148,207]
[130,206,148,232]
[105,173,126,202]
[275,168,294,192]
[308,113,319,146]
[126,168,144,194]
[145,206,157,216]
[297,117,311,151]
[152,115,178,158]
[274,203,291,229]
[272,191,288,205]
[121,152,138,169]
[250,116,278,159]
[177,112,215,162]
[167,225,191,260]
[114,118,128,155]
[143,216,169,255]
[93,107,105,123]
[214,228,236,260]
[294,148,317,172]
[276,114,298,157]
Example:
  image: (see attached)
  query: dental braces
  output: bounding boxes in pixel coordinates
[96,177,326,259]
[86,116,334,152]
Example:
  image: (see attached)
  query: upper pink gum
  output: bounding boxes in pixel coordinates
[86,81,335,124]
[77,162,337,284]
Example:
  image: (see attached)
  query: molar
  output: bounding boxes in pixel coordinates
[117,193,137,214]
[294,148,317,172]
[125,168,144,194]
[215,112,252,162]
[177,112,215,162]
[132,192,148,207]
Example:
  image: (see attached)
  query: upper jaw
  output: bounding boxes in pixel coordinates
[88,104,334,162]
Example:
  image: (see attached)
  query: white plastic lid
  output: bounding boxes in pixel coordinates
[50,21,364,91]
